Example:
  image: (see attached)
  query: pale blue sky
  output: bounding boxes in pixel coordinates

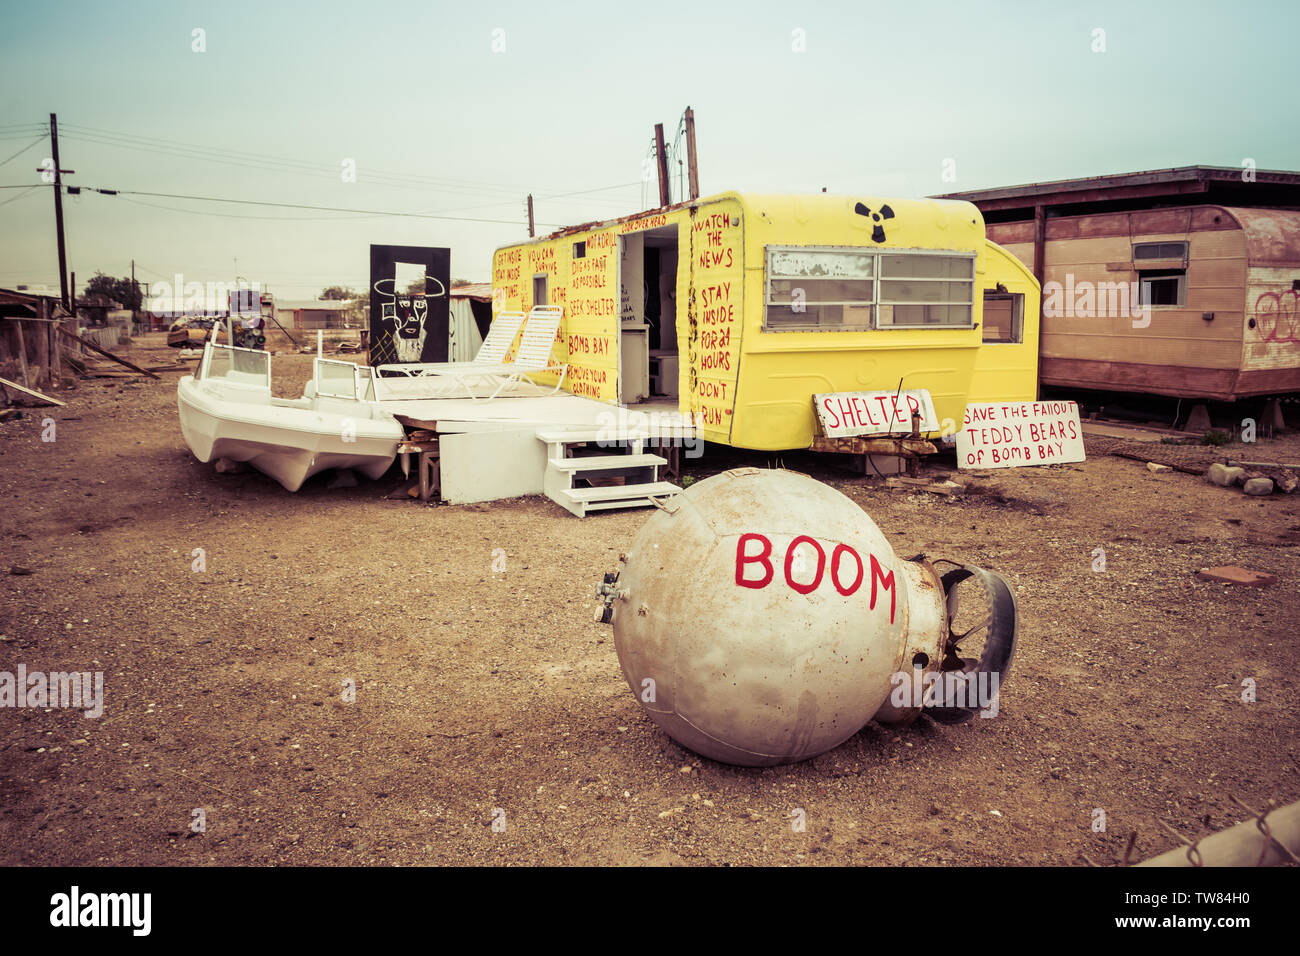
[1,0,1296,297]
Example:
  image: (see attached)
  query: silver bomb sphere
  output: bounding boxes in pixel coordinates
[610,467,916,766]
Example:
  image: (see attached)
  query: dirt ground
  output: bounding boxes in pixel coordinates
[2,336,1298,866]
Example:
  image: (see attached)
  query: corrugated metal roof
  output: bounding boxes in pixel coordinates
[936,166,1300,204]
[450,283,492,300]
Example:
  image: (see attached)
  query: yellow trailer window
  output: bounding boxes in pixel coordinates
[764,247,876,331]
[762,246,975,332]
[876,252,975,328]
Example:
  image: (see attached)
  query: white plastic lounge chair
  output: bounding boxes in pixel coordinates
[423,306,567,400]
[376,310,525,378]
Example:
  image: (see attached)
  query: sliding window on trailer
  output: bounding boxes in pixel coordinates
[764,247,975,331]
[982,292,1024,344]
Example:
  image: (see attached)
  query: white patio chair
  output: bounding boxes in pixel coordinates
[423,306,567,400]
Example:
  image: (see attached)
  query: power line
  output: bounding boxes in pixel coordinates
[62,128,527,200]
[77,185,566,226]
[117,195,386,222]
[9,118,650,224]
[0,185,40,207]
[0,136,46,168]
[60,122,541,196]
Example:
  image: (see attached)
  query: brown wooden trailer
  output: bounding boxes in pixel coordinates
[941,167,1300,401]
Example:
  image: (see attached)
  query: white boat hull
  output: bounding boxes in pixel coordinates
[178,376,402,492]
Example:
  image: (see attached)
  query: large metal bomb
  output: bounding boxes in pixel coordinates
[597,468,1017,766]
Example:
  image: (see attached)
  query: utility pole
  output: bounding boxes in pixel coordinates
[526,194,535,237]
[684,107,699,200]
[654,123,670,207]
[49,113,70,311]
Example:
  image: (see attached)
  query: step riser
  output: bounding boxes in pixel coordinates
[547,454,667,473]
[539,430,682,517]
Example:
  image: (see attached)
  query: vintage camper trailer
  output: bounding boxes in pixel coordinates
[492,192,1040,451]
[943,167,1300,403]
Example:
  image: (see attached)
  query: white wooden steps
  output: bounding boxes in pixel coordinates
[538,428,681,517]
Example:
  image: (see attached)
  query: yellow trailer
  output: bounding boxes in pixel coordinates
[492,191,1038,451]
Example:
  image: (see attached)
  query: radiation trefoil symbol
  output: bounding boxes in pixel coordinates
[854,202,895,243]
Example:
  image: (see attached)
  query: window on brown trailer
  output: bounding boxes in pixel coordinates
[1138,269,1186,307]
[1132,241,1188,262]
[982,292,1024,343]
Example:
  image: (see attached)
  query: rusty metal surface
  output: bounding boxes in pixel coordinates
[1226,207,1300,266]
[873,557,947,727]
[810,435,937,456]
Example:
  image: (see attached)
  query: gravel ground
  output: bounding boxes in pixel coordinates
[1,338,1298,866]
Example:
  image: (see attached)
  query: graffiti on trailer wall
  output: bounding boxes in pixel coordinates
[1254,288,1300,345]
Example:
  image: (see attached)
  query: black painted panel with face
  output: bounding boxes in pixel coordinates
[368,244,451,366]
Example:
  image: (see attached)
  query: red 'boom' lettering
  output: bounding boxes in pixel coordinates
[869,554,896,623]
[783,535,825,595]
[735,533,774,589]
[830,544,864,596]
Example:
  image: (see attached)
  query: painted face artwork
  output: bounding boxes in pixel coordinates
[391,295,429,363]
[372,267,447,365]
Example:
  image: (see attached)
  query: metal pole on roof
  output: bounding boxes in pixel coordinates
[654,123,671,207]
[685,107,699,201]
[527,194,535,238]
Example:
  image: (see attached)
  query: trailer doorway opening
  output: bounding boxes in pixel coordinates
[620,225,679,404]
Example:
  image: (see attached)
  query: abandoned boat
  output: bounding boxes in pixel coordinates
[177,339,403,492]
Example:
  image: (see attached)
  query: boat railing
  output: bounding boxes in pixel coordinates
[197,340,271,391]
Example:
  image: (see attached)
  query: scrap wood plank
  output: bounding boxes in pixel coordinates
[56,326,159,379]
[885,476,965,496]
[0,374,66,407]
[1111,449,1204,475]
[13,319,29,387]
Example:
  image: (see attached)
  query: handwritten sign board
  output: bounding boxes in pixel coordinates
[956,401,1085,469]
[813,390,939,438]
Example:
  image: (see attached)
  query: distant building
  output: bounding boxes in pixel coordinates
[274,299,360,330]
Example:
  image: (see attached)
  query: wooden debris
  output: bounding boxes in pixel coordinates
[1195,566,1278,587]
[1114,449,1204,475]
[56,327,159,380]
[0,375,67,407]
[14,320,29,387]
[885,476,965,496]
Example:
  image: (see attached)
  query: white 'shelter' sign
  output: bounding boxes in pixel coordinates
[814,390,939,439]
[956,401,1085,469]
